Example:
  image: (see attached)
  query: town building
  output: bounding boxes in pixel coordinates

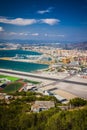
[31,101,55,112]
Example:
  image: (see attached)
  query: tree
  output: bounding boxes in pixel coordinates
[69,98,87,107]
[45,108,87,130]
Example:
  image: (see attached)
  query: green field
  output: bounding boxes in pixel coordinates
[23,79,41,84]
[0,75,20,81]
[2,82,23,93]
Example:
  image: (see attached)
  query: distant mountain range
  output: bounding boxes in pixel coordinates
[67,42,87,50]
[0,39,87,50]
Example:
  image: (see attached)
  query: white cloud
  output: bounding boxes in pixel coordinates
[0,17,37,26]
[24,33,29,36]
[44,34,64,37]
[19,33,25,35]
[31,33,39,36]
[0,26,4,31]
[19,32,29,36]
[0,17,60,26]
[44,33,48,36]
[57,34,65,37]
[37,7,53,14]
[8,32,39,36]
[9,32,29,36]
[9,32,18,35]
[41,19,60,25]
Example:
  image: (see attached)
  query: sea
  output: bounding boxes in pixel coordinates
[0,50,49,72]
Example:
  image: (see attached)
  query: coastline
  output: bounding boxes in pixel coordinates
[0,49,52,65]
[0,59,49,73]
[0,49,50,72]
[0,57,49,65]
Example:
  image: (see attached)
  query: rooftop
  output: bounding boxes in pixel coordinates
[31,101,55,112]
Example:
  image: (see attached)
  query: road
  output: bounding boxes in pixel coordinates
[0,69,87,99]
[0,69,87,86]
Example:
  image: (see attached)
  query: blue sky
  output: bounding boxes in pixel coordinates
[0,0,87,41]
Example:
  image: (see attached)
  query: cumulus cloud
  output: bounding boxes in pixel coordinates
[0,26,4,31]
[0,17,37,26]
[40,19,60,25]
[0,17,60,26]
[37,7,53,14]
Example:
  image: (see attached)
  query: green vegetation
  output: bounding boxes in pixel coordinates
[2,82,23,93]
[45,108,87,130]
[69,98,87,107]
[0,92,87,130]
[0,81,87,130]
[23,79,41,84]
[0,75,20,81]
[10,91,58,103]
[0,97,87,130]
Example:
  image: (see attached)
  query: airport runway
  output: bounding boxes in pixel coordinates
[0,69,87,86]
[0,69,87,99]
